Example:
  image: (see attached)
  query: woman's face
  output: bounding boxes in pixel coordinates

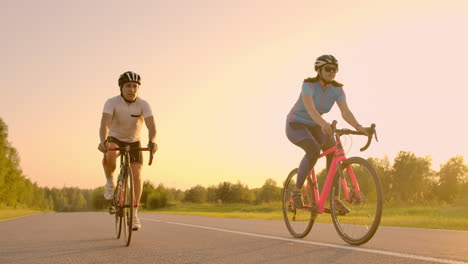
[319,64,338,82]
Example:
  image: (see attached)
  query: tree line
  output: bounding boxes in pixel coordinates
[1,117,467,212]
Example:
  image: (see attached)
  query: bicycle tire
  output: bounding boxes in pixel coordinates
[330,157,382,245]
[282,168,315,238]
[122,164,134,247]
[114,181,123,239]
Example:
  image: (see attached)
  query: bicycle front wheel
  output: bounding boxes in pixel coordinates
[282,168,315,238]
[331,157,382,245]
[122,165,134,247]
[114,182,123,239]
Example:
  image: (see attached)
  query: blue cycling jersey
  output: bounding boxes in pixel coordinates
[287,80,346,125]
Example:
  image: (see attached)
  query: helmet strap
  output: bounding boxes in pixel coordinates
[120,88,137,103]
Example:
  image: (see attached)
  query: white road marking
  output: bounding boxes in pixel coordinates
[142,217,467,264]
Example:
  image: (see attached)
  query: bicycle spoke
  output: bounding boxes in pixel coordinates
[282,169,315,238]
[331,157,382,245]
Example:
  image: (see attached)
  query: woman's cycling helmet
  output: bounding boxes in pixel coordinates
[314,55,338,71]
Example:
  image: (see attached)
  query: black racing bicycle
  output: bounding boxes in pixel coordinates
[106,145,153,247]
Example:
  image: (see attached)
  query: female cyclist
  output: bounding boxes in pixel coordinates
[286,54,371,210]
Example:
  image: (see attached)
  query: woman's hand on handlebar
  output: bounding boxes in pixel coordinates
[356,125,372,136]
[321,122,333,135]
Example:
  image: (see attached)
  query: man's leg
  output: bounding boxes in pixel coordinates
[130,163,142,229]
[103,142,119,200]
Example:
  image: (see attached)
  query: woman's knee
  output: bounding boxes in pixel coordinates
[297,138,321,161]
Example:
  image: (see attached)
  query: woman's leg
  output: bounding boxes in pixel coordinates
[286,122,322,189]
[309,126,335,172]
[294,139,321,189]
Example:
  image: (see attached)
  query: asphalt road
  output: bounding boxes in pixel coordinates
[1,212,467,264]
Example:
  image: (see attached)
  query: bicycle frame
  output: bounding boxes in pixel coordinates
[105,146,153,211]
[299,139,362,214]
[117,150,131,209]
[111,146,152,208]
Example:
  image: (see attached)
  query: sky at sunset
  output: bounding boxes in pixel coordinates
[1,0,467,190]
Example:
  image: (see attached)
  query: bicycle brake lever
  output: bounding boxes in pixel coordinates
[370,124,378,142]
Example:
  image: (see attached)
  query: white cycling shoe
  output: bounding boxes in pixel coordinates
[133,216,142,230]
[104,182,114,200]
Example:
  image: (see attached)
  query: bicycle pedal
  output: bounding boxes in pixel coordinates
[108,206,116,215]
[132,228,139,231]
[324,208,331,214]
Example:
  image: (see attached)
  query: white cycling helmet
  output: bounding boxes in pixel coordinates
[315,55,338,71]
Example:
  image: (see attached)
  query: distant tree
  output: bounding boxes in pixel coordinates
[141,181,157,208]
[0,118,9,189]
[0,118,49,210]
[257,178,281,203]
[68,187,87,211]
[145,183,168,209]
[391,151,433,203]
[166,187,184,202]
[206,185,218,203]
[368,156,392,201]
[184,185,207,203]
[216,182,233,203]
[147,192,164,209]
[156,184,168,206]
[91,187,108,210]
[437,155,468,202]
[231,181,255,203]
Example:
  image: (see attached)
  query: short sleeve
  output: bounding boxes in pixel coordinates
[336,87,346,101]
[301,82,314,96]
[103,98,114,114]
[142,100,153,118]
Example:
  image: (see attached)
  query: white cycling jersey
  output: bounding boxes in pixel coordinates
[103,95,153,143]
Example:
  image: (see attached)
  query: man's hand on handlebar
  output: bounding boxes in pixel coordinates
[98,140,108,153]
[148,142,158,155]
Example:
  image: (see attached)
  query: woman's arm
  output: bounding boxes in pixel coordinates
[337,100,369,134]
[302,94,332,134]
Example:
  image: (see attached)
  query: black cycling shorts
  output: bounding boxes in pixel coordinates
[107,136,143,164]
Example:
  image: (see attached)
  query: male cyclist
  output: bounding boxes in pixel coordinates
[98,71,158,230]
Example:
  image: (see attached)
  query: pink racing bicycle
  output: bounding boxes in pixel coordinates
[282,121,382,245]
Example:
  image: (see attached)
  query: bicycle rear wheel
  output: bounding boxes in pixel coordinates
[331,157,382,245]
[122,165,134,247]
[282,168,315,238]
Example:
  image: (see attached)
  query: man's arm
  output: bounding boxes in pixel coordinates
[98,113,113,152]
[144,116,157,154]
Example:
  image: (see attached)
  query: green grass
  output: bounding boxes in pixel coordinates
[2,203,466,231]
[143,202,468,231]
[380,206,468,230]
[0,208,44,220]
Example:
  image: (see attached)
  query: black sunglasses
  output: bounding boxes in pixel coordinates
[324,66,338,73]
